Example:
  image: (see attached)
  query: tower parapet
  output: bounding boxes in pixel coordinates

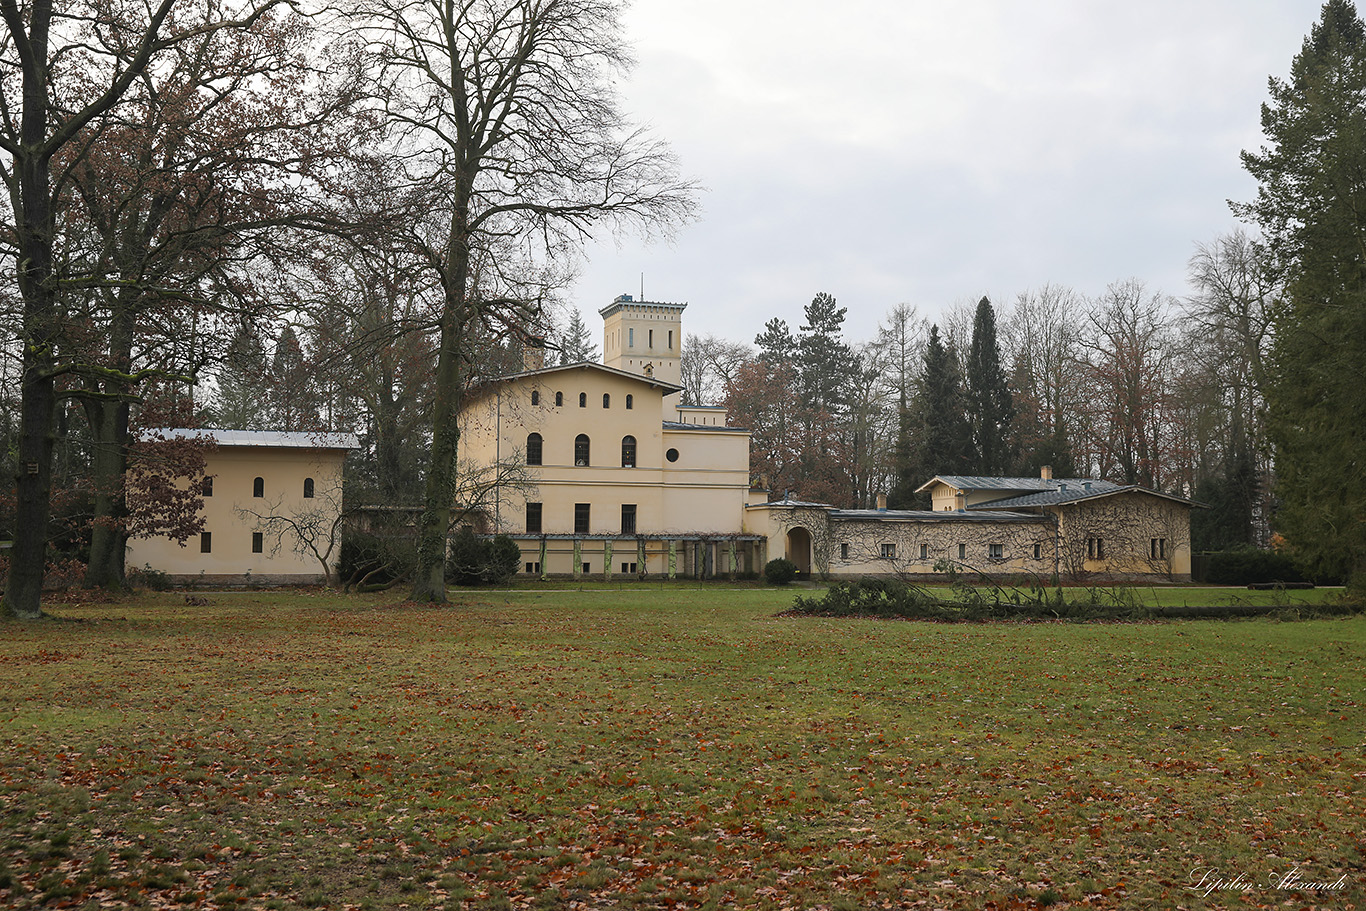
[600,294,686,388]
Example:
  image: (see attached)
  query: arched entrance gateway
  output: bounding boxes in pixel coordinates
[785,527,812,576]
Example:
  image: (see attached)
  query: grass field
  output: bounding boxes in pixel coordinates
[1,586,1363,910]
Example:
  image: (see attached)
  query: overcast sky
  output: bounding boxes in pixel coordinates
[565,0,1324,346]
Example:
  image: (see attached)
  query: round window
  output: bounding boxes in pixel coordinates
[666,448,679,462]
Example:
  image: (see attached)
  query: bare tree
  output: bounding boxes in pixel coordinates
[360,0,696,602]
[680,333,751,406]
[0,0,286,618]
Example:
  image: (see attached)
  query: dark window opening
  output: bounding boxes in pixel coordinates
[574,503,590,534]
[574,434,590,466]
[304,477,314,498]
[666,448,679,463]
[603,393,610,408]
[527,432,543,466]
[621,504,637,535]
[201,476,213,497]
[253,477,264,498]
[621,435,637,468]
[252,532,263,554]
[200,532,212,554]
[526,502,542,534]
[578,392,587,408]
[531,390,540,405]
[626,394,633,410]
[555,391,564,406]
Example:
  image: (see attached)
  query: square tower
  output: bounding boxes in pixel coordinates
[599,295,686,387]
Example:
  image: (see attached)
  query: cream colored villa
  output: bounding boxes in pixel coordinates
[460,297,1196,582]
[125,430,357,584]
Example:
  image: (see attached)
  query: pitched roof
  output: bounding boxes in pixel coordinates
[914,474,1120,494]
[464,361,683,405]
[977,484,1198,510]
[146,429,359,450]
[830,508,1051,523]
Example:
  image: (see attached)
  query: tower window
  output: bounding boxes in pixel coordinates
[629,328,634,348]
[649,329,654,349]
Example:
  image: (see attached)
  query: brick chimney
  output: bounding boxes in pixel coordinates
[522,336,546,372]
[1041,465,1053,481]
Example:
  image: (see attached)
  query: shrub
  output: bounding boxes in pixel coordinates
[483,535,522,585]
[338,525,417,591]
[127,564,173,592]
[1201,546,1309,585]
[787,578,1151,622]
[448,529,523,587]
[764,558,798,585]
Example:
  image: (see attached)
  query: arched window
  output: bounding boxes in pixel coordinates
[526,432,543,466]
[574,434,590,466]
[625,394,633,410]
[531,390,540,405]
[253,477,264,498]
[555,391,563,406]
[578,392,587,408]
[603,393,610,408]
[621,435,637,468]
[303,478,315,498]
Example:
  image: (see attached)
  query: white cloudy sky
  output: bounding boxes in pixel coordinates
[566,0,1323,344]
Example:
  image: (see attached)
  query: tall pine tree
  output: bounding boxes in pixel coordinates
[1239,0,1366,588]
[965,296,1015,475]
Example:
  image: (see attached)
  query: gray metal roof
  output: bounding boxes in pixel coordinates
[831,508,1051,523]
[662,421,749,432]
[976,483,1196,510]
[150,429,358,450]
[916,474,1118,494]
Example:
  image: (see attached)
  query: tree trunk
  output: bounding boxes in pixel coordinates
[83,397,131,589]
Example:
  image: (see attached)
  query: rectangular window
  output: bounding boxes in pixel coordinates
[582,562,591,574]
[668,330,673,350]
[840,543,849,560]
[988,543,1004,560]
[958,543,966,560]
[649,329,654,349]
[621,504,637,535]
[1150,537,1167,560]
[525,562,541,574]
[526,502,542,534]
[200,531,212,554]
[1088,537,1106,560]
[621,562,638,574]
[201,476,213,497]
[881,543,896,559]
[252,532,263,554]
[919,543,929,560]
[629,327,635,348]
[1033,542,1042,560]
[574,503,590,535]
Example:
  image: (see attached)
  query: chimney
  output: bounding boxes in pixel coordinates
[1041,465,1053,481]
[876,493,887,512]
[954,491,966,512]
[522,336,546,372]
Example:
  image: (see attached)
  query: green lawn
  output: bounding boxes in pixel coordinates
[2,587,1363,909]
